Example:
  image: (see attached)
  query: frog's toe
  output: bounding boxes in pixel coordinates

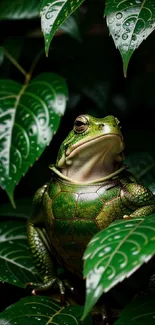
[123,214,131,220]
[25,278,66,302]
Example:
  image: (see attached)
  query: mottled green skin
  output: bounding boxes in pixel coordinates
[27,115,155,293]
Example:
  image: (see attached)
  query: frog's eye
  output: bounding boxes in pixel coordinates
[74,115,89,133]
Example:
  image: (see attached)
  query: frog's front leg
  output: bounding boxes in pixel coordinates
[120,182,155,219]
[26,185,65,301]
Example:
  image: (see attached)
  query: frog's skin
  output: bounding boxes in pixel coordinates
[27,114,155,297]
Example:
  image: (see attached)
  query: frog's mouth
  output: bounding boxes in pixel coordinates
[57,133,125,183]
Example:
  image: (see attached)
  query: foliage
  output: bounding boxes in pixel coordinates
[0,0,155,325]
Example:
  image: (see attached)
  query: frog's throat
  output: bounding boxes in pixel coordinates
[49,165,126,184]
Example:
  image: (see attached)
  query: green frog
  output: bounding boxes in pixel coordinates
[27,114,155,298]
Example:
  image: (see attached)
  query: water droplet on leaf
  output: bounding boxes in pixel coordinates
[108,16,114,24]
[116,12,123,19]
[122,33,128,40]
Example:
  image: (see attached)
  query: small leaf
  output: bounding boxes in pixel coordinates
[40,0,85,55]
[114,294,155,325]
[0,73,68,206]
[0,199,32,219]
[0,0,40,19]
[0,296,93,325]
[82,215,155,319]
[0,220,40,288]
[105,0,155,76]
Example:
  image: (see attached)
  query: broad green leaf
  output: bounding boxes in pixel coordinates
[0,296,93,325]
[125,152,155,186]
[40,0,85,55]
[0,73,68,206]
[0,220,40,288]
[114,294,155,325]
[105,0,155,76]
[0,0,40,19]
[0,199,32,218]
[82,215,155,319]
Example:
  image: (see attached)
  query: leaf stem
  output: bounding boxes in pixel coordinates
[4,48,27,77]
[29,49,44,77]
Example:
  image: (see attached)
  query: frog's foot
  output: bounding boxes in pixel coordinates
[123,214,131,220]
[26,278,65,304]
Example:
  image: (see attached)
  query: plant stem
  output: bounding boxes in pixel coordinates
[29,49,44,76]
[4,48,27,77]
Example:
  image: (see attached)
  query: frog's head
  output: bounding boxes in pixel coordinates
[55,115,125,182]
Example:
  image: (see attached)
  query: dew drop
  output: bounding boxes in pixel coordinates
[122,33,128,40]
[125,21,130,27]
[108,16,114,24]
[116,12,123,20]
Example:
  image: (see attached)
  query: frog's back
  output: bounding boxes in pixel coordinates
[44,174,130,275]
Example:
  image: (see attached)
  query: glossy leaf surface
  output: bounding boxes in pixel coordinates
[0,220,39,288]
[0,296,93,325]
[60,13,81,41]
[0,73,68,205]
[105,0,155,75]
[83,215,155,318]
[0,0,40,19]
[114,294,155,324]
[40,0,85,55]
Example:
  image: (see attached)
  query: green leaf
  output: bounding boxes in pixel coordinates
[0,199,32,219]
[125,152,155,186]
[0,220,40,288]
[0,296,93,325]
[82,215,155,319]
[148,182,155,194]
[60,12,81,41]
[105,0,155,76]
[0,0,40,19]
[40,0,85,55]
[0,73,68,206]
[114,294,155,325]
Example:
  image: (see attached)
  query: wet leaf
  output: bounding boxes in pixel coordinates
[82,215,155,319]
[114,293,155,324]
[0,220,40,288]
[0,0,40,19]
[0,296,93,324]
[105,0,155,76]
[40,0,85,55]
[0,73,68,206]
[60,12,81,41]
